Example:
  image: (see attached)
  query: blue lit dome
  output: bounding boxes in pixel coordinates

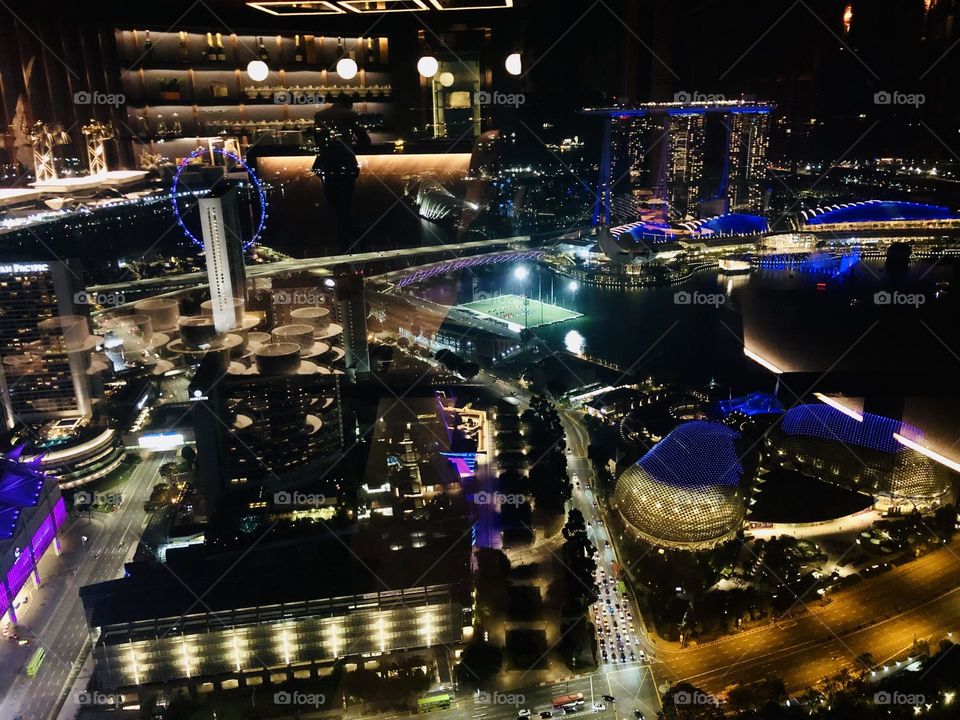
[803,200,959,225]
[680,213,769,236]
[776,404,947,504]
[614,421,746,548]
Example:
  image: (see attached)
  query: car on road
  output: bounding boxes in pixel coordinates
[633,711,645,719]
[539,712,553,719]
[601,695,616,703]
[518,710,531,718]
[592,703,605,711]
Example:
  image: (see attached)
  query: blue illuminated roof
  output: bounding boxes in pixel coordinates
[0,446,46,539]
[780,404,921,453]
[804,200,959,225]
[681,213,768,236]
[717,392,784,417]
[637,421,743,490]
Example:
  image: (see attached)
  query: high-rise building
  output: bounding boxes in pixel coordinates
[588,101,773,223]
[199,184,247,333]
[0,261,99,429]
[336,273,370,375]
[189,349,344,504]
[726,110,771,213]
[660,111,706,219]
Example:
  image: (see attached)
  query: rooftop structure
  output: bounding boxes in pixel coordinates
[0,445,67,624]
[773,404,949,511]
[614,421,746,548]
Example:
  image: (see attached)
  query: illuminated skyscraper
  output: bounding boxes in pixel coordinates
[726,110,771,213]
[589,101,772,223]
[199,184,247,333]
[660,111,706,220]
[0,261,98,429]
[336,273,370,375]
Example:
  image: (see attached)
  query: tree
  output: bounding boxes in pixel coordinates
[560,508,598,612]
[455,640,502,688]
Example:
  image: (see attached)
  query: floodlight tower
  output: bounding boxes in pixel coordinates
[81,120,115,175]
[28,121,70,181]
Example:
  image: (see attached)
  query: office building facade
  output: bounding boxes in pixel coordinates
[0,261,98,429]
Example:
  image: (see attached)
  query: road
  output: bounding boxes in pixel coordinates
[561,410,662,718]
[654,537,960,693]
[89,236,533,297]
[0,452,170,720]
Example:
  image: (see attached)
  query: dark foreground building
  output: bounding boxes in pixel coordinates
[80,527,470,690]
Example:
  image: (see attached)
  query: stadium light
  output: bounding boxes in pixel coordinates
[568,280,579,292]
[513,266,529,281]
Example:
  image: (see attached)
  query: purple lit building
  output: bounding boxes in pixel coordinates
[0,445,66,624]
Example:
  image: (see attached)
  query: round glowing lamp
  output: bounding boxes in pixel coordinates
[438,71,455,88]
[505,52,522,76]
[246,60,269,82]
[336,57,358,80]
[417,55,439,78]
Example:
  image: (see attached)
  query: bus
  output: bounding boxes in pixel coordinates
[417,694,452,713]
[611,562,622,580]
[25,647,45,677]
[552,692,584,709]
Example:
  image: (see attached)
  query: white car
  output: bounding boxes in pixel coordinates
[593,703,606,711]
[518,710,532,718]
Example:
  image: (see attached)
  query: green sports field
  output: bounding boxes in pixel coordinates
[459,293,582,328]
